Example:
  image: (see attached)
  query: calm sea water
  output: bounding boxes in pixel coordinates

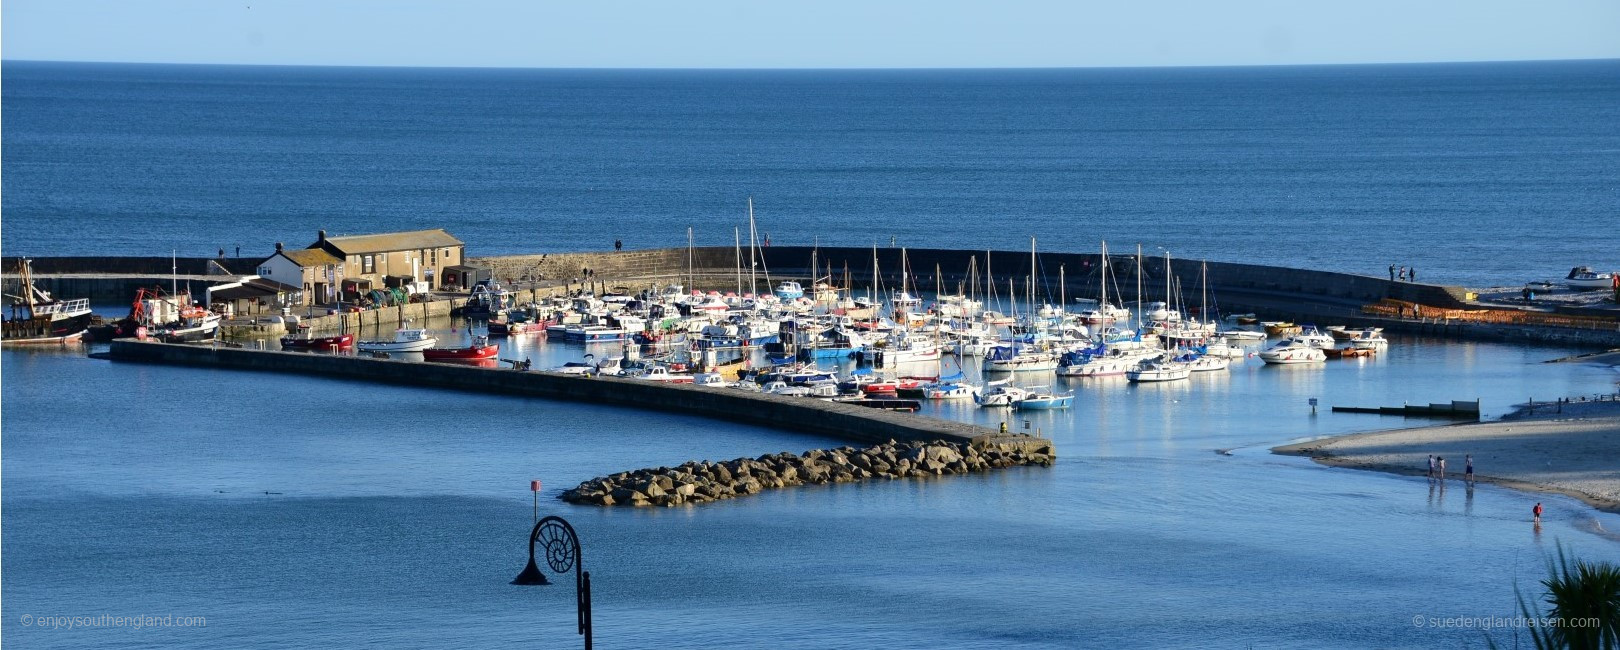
[6,61,1620,647]
[3,60,1618,286]
[5,330,1620,648]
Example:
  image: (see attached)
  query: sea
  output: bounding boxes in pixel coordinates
[4,60,1620,648]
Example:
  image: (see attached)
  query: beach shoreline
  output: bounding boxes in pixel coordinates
[1273,399,1620,514]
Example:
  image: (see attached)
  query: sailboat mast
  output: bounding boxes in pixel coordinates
[1135,243,1144,331]
[687,226,695,291]
[1100,241,1109,312]
[1060,264,1066,312]
[748,198,758,296]
[1029,237,1036,313]
[734,227,742,296]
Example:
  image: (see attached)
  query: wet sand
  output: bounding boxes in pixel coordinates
[1273,400,1620,513]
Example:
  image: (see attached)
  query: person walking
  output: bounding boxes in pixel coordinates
[1533,502,1543,523]
[614,239,623,252]
[1464,454,1474,484]
[1436,456,1446,480]
[1398,267,1407,281]
[1427,454,1435,478]
[1389,264,1396,281]
[1409,267,1417,282]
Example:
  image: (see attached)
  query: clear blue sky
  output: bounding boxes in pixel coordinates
[4,0,1619,68]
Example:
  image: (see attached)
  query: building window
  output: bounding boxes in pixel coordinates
[430,248,437,265]
[363,255,374,273]
[258,266,271,276]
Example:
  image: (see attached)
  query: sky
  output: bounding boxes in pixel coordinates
[3,0,1619,68]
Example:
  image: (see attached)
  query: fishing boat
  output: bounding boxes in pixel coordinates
[2,259,94,346]
[1013,386,1074,410]
[1258,337,1328,364]
[279,332,354,350]
[423,335,499,361]
[150,306,222,343]
[356,327,438,352]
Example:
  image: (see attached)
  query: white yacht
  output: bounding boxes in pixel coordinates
[1125,359,1191,383]
[1258,338,1328,364]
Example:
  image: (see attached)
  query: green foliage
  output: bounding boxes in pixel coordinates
[1495,545,1620,649]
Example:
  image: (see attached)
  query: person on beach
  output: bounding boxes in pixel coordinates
[1464,454,1474,484]
[1436,456,1445,480]
[1427,454,1435,478]
[1533,502,1543,523]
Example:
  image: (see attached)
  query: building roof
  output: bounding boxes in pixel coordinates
[276,248,343,268]
[311,229,464,255]
[207,277,301,301]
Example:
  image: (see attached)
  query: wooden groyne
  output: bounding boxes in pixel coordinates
[1330,400,1482,421]
[104,340,1053,453]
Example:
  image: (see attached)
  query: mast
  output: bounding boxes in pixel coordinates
[748,198,758,296]
[1201,260,1209,327]
[172,249,178,299]
[1135,243,1144,331]
[734,227,742,296]
[687,226,695,291]
[1164,249,1172,310]
[1028,237,1036,316]
[1099,241,1109,314]
[1059,263,1066,314]
[987,249,998,314]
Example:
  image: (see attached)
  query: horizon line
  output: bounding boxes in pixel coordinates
[5,56,1619,73]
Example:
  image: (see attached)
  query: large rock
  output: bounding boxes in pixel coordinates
[674,482,698,497]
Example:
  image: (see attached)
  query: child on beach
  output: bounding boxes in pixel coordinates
[1533,502,1543,523]
[1464,455,1474,484]
[1427,455,1435,478]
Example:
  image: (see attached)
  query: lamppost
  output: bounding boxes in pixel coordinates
[513,515,592,649]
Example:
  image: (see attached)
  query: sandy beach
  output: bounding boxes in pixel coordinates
[1274,399,1620,513]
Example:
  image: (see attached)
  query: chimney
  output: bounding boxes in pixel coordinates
[275,242,284,252]
[318,229,327,243]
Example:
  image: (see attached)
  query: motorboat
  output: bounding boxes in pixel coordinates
[1126,359,1192,383]
[1218,329,1267,342]
[692,372,734,388]
[630,365,694,384]
[1347,328,1389,350]
[974,380,1029,407]
[1295,324,1336,350]
[356,327,437,352]
[774,281,806,301]
[423,335,499,361]
[923,381,979,400]
[1258,337,1327,364]
[1013,387,1074,410]
[1565,266,1616,290]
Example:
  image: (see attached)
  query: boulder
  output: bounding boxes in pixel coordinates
[674,482,698,497]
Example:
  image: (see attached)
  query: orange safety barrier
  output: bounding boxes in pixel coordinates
[1362,299,1620,330]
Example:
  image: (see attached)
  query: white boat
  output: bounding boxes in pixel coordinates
[1347,328,1389,350]
[1565,266,1616,290]
[1217,329,1267,342]
[356,327,437,352]
[923,382,979,400]
[1057,346,1160,377]
[692,372,734,388]
[1258,338,1328,364]
[773,281,805,300]
[1184,354,1230,372]
[1126,359,1192,383]
[974,380,1029,407]
[983,344,1060,373]
[1295,325,1336,350]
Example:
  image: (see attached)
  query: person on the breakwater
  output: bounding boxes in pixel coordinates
[1388,264,1396,281]
[615,239,622,252]
[1409,267,1416,282]
[1398,267,1407,281]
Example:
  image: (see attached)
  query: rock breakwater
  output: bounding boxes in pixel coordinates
[560,438,1055,507]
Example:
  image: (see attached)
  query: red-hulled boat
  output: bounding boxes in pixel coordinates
[280,333,355,350]
[423,336,499,362]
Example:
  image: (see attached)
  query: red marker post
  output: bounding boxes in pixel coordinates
[531,479,542,524]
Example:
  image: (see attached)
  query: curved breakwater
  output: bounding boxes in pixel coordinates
[104,339,1053,453]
